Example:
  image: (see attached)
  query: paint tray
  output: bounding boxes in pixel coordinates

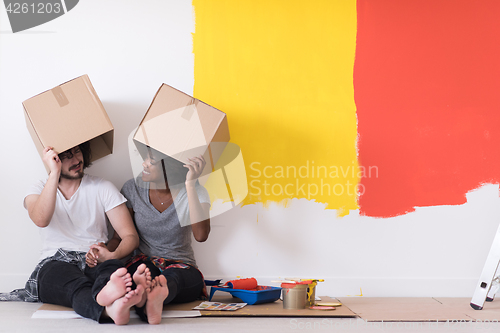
[208,286,282,305]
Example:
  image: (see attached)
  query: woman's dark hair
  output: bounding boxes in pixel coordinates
[136,143,188,187]
[160,155,188,187]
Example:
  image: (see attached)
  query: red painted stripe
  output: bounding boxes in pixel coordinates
[355,0,500,217]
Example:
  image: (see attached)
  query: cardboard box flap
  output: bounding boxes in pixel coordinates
[195,100,229,143]
[211,116,230,143]
[88,131,114,162]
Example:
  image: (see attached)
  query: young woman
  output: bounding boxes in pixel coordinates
[87,146,211,324]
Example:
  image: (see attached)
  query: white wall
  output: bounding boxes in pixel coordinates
[0,0,497,298]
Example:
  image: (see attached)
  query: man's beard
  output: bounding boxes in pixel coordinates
[60,163,84,180]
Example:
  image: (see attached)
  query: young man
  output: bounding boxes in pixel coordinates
[0,142,144,325]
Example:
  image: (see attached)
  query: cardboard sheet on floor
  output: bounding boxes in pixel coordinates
[338,297,475,322]
[38,297,500,321]
[35,296,355,319]
[434,297,500,321]
[166,295,356,317]
[34,303,201,319]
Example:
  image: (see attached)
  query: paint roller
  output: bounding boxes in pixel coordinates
[224,277,258,290]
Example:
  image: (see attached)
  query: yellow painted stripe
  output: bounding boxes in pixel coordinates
[193,0,358,216]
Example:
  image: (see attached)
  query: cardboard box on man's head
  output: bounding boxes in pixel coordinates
[23,75,114,173]
[133,84,230,178]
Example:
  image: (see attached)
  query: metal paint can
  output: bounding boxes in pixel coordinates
[281,283,308,309]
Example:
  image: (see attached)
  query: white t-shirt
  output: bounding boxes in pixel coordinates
[24,174,127,260]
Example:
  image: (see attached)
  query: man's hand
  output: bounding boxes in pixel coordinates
[25,146,62,228]
[42,146,62,177]
[85,242,114,267]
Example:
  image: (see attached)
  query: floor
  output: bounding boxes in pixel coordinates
[2,300,500,333]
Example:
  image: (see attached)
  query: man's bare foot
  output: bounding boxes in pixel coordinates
[96,267,132,306]
[133,263,152,308]
[104,285,144,325]
[145,275,169,325]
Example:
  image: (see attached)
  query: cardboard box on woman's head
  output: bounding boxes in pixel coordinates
[132,84,250,220]
[23,75,114,173]
[133,84,230,179]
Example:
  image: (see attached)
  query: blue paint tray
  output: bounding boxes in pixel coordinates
[208,285,282,305]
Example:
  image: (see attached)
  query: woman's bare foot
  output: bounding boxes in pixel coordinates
[104,285,144,325]
[96,267,132,306]
[133,264,152,308]
[145,275,169,325]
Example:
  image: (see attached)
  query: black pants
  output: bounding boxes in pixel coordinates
[127,260,203,322]
[127,260,203,304]
[37,259,124,322]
